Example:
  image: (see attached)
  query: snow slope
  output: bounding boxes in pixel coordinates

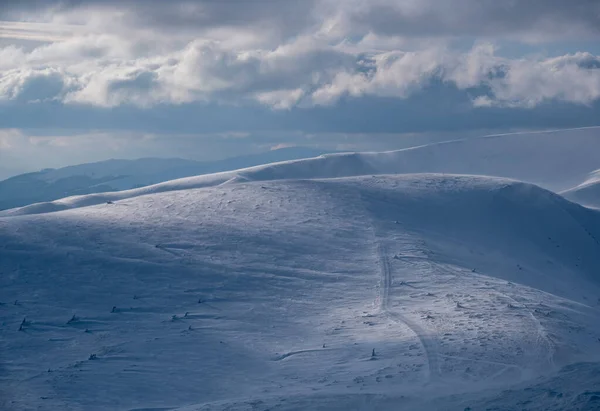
[2,174,600,410]
[562,170,600,208]
[3,128,600,217]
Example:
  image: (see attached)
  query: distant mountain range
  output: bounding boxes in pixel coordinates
[0,147,332,211]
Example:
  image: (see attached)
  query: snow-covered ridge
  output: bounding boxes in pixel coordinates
[0,147,332,211]
[562,169,600,208]
[3,129,600,216]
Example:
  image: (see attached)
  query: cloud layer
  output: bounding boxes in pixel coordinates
[2,35,600,111]
[1,0,600,111]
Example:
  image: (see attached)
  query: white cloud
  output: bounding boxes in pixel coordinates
[0,45,26,69]
[0,67,70,102]
[255,89,305,110]
[487,54,600,107]
[312,45,600,108]
[2,35,600,110]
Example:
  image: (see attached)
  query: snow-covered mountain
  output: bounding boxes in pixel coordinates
[0,147,331,211]
[2,132,600,410]
[4,128,600,217]
[2,174,600,410]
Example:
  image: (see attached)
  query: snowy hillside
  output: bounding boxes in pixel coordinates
[2,173,600,410]
[4,128,600,217]
[562,170,600,208]
[0,147,331,211]
[0,158,202,212]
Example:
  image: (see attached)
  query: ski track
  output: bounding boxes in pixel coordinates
[376,241,442,383]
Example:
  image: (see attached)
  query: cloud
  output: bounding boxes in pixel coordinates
[1,1,320,49]
[0,0,599,124]
[2,0,600,174]
[482,52,600,107]
[2,30,600,110]
[0,67,71,102]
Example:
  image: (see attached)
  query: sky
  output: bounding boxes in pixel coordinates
[1,0,600,177]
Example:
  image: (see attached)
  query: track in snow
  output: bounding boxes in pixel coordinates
[376,241,442,383]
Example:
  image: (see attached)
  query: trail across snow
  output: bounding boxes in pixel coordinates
[376,241,442,383]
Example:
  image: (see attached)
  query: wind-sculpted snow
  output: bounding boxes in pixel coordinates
[3,130,600,217]
[2,174,600,410]
[562,170,600,208]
